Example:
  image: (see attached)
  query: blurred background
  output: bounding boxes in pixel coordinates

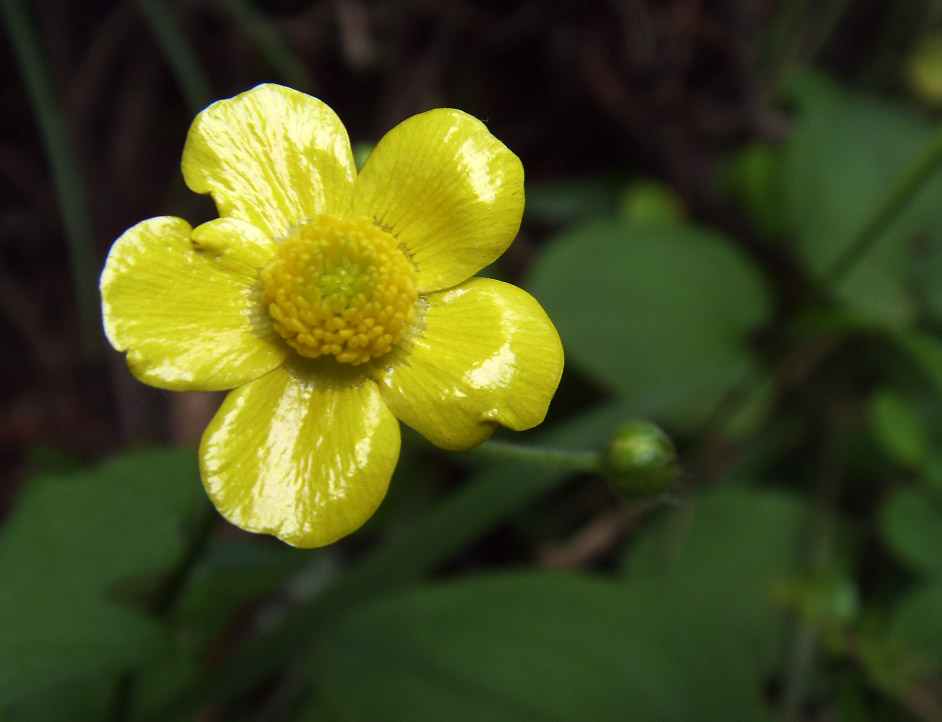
[5,1,942,721]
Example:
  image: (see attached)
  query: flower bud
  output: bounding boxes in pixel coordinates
[601,420,677,500]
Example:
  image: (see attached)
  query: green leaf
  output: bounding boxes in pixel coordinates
[174,536,311,650]
[879,487,942,577]
[890,582,942,669]
[308,572,774,722]
[867,388,930,468]
[835,673,879,722]
[5,654,197,722]
[922,455,942,495]
[782,71,942,321]
[0,448,200,708]
[621,485,806,672]
[4,676,113,722]
[889,328,942,395]
[527,217,769,427]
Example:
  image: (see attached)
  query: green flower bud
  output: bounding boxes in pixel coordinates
[601,420,677,499]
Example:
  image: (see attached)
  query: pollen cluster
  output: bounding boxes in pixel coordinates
[260,215,419,365]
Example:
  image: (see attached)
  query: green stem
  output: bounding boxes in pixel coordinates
[151,497,220,616]
[1,0,100,353]
[779,405,850,722]
[822,124,942,288]
[780,623,818,722]
[467,439,601,472]
[402,429,602,472]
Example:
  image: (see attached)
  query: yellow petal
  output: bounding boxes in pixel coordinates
[101,216,287,391]
[200,362,400,548]
[182,84,356,238]
[351,109,524,293]
[374,278,563,450]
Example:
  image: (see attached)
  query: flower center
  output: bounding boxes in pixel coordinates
[260,215,419,365]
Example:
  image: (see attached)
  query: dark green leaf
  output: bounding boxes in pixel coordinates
[889,329,942,395]
[309,572,774,722]
[890,582,942,669]
[879,487,942,577]
[0,448,200,708]
[621,485,806,672]
[782,71,942,321]
[867,389,930,468]
[4,676,113,722]
[527,218,769,427]
[174,536,312,650]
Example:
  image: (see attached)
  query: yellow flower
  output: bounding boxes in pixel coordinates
[100,84,564,548]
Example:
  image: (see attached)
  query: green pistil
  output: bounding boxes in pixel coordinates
[315,258,364,310]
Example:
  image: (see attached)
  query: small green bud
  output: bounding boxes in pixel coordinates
[601,420,677,500]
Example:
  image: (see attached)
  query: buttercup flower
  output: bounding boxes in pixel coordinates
[101,84,564,547]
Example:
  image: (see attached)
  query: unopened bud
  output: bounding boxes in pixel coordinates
[601,420,677,499]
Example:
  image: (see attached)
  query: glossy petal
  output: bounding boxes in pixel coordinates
[351,109,524,293]
[374,278,563,450]
[182,84,356,238]
[101,216,287,391]
[200,363,400,548]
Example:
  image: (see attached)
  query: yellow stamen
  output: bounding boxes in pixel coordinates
[261,215,418,365]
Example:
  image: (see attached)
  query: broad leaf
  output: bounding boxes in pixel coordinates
[622,485,807,672]
[782,71,942,321]
[867,389,930,469]
[890,582,942,669]
[879,487,942,577]
[0,448,200,708]
[308,572,775,722]
[527,218,769,427]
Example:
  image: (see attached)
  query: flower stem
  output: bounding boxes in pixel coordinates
[468,439,602,472]
[779,403,851,722]
[821,123,942,288]
[151,497,220,615]
[401,427,602,472]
